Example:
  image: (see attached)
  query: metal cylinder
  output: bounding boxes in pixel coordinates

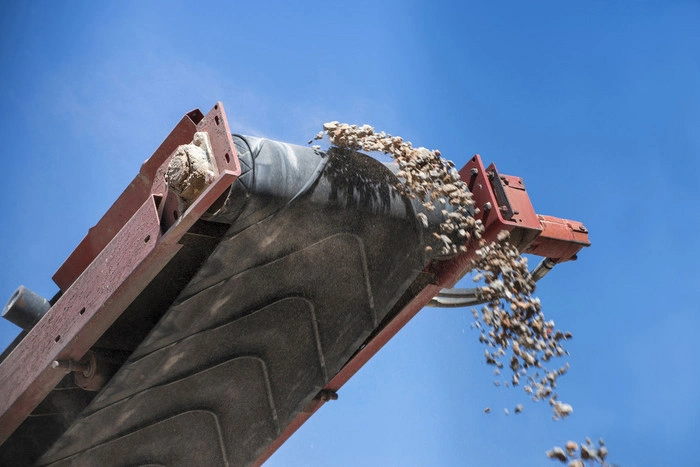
[2,285,51,330]
[531,257,557,282]
[73,351,112,392]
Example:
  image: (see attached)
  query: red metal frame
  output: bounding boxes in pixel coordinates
[0,103,240,445]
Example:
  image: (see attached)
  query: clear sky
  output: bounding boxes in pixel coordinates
[1,1,698,466]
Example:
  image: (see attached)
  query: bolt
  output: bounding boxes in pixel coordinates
[52,359,91,375]
[318,389,338,402]
[470,168,479,176]
[483,202,492,211]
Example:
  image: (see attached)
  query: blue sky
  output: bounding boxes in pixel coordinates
[1,1,698,465]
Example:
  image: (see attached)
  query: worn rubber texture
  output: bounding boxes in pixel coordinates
[28,137,445,467]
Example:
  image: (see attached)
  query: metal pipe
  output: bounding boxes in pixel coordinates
[429,258,558,308]
[51,359,90,375]
[2,286,51,330]
[427,287,482,308]
[531,257,557,282]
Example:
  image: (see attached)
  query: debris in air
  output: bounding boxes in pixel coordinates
[313,122,574,420]
[547,438,611,466]
[469,234,574,419]
[317,121,478,256]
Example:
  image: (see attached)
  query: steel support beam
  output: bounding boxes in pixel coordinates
[0,102,239,445]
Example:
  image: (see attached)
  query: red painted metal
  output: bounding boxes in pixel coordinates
[524,215,590,262]
[461,154,590,262]
[0,103,239,445]
[462,155,542,251]
[52,102,239,292]
[52,115,198,291]
[0,170,238,445]
[430,154,542,289]
[197,102,239,175]
[0,196,163,445]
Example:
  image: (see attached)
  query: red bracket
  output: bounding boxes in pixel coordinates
[463,154,590,262]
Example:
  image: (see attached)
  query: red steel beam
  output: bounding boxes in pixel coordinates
[0,171,237,445]
[0,103,240,445]
[52,102,240,292]
[52,115,199,291]
[0,196,163,445]
[523,215,590,262]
